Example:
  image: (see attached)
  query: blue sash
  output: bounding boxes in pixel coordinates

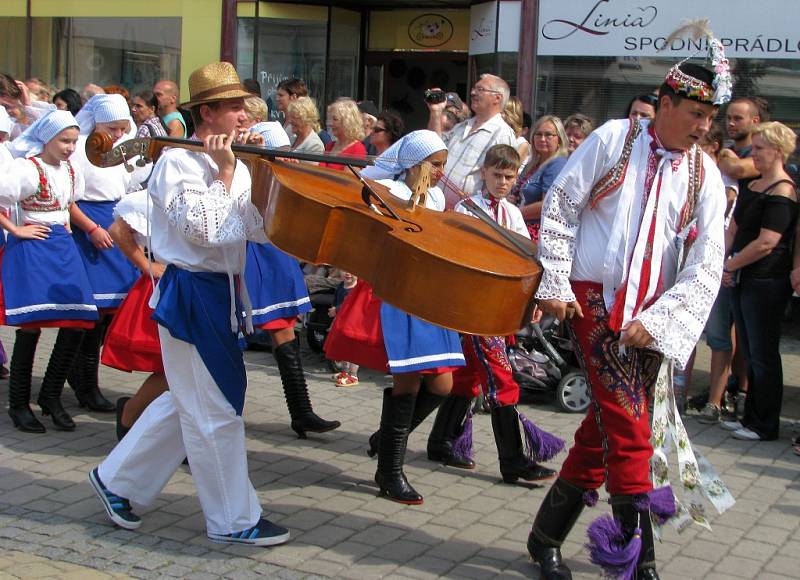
[152,266,247,415]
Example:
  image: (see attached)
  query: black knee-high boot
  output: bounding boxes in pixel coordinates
[426,394,476,468]
[273,338,340,438]
[610,495,659,580]
[375,389,422,504]
[367,385,446,457]
[8,330,44,433]
[38,328,85,431]
[527,478,587,580]
[491,405,556,483]
[68,319,114,411]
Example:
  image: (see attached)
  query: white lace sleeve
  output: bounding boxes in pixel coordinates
[535,132,609,302]
[636,167,727,368]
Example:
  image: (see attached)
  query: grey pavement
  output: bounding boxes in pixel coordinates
[0,326,798,579]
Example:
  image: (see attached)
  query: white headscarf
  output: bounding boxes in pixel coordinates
[8,109,78,158]
[361,130,446,181]
[251,121,291,148]
[0,106,12,135]
[75,94,134,136]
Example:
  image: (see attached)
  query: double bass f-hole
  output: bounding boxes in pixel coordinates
[347,166,423,233]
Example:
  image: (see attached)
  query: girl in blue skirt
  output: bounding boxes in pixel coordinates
[0,110,98,432]
[325,131,465,504]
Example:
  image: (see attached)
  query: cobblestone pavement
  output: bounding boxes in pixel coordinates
[0,327,798,579]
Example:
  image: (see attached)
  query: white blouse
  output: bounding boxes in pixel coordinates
[536,118,726,367]
[377,179,446,212]
[0,157,84,226]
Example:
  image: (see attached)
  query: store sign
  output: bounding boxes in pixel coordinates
[408,14,455,47]
[469,1,520,55]
[538,0,800,59]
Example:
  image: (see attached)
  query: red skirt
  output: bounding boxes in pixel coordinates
[101,274,164,373]
[258,316,296,331]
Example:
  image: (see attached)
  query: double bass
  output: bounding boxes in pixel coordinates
[86,133,542,336]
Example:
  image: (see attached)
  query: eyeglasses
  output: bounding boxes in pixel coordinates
[533,132,558,139]
[372,127,387,134]
[473,86,501,95]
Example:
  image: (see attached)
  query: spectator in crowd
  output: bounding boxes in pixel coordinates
[563,113,594,154]
[25,78,55,102]
[275,78,309,143]
[513,115,569,241]
[427,74,516,204]
[697,124,741,424]
[357,100,379,139]
[1,73,55,139]
[503,96,530,168]
[719,96,765,183]
[319,98,367,170]
[243,78,261,97]
[243,96,289,148]
[369,110,404,157]
[131,91,167,139]
[722,121,797,441]
[104,85,132,111]
[53,88,82,116]
[80,83,105,104]
[626,94,657,122]
[152,80,186,138]
[287,96,324,157]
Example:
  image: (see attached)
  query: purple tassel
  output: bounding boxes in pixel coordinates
[648,485,677,525]
[451,409,474,461]
[632,494,650,512]
[519,412,565,462]
[583,489,599,507]
[586,515,642,580]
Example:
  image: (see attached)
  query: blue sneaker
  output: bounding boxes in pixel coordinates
[207,518,290,546]
[89,467,141,530]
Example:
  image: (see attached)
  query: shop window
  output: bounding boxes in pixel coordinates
[30,17,181,96]
[0,18,27,77]
[326,8,360,105]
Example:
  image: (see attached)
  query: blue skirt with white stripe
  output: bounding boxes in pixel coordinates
[71,200,139,309]
[379,302,465,373]
[1,225,98,326]
[243,242,311,326]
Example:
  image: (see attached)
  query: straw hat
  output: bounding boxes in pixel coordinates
[180,62,252,108]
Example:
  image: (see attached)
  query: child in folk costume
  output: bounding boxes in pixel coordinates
[241,98,340,438]
[425,144,564,483]
[68,94,146,413]
[99,189,169,440]
[0,110,99,432]
[325,130,465,505]
[89,62,289,546]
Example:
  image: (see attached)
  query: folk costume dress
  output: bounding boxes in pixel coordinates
[100,189,164,374]
[96,145,271,537]
[1,110,98,434]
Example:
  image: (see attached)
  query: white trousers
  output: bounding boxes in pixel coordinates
[98,326,262,535]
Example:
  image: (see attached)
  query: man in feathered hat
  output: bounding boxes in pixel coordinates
[88,62,290,547]
[526,30,732,580]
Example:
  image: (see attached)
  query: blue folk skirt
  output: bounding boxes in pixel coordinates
[243,242,311,328]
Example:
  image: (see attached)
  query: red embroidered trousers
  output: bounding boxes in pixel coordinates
[558,281,661,495]
[451,335,519,408]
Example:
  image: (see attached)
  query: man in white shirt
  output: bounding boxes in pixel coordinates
[427,74,516,206]
[89,62,289,548]
[527,58,730,580]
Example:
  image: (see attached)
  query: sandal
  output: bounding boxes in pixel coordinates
[331,371,348,382]
[336,374,359,387]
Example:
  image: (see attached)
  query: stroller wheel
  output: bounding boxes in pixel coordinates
[557,371,590,413]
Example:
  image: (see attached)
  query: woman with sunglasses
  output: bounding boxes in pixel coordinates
[511,115,569,241]
[369,110,404,156]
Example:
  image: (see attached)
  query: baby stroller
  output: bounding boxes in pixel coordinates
[507,315,590,413]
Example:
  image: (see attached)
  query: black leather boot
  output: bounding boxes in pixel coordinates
[528,478,587,580]
[69,321,114,412]
[367,385,446,457]
[8,330,45,433]
[610,495,660,580]
[375,390,423,504]
[37,328,84,431]
[274,338,340,438]
[426,394,476,468]
[491,405,556,483]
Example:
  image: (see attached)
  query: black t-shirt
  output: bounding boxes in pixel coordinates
[732,178,798,278]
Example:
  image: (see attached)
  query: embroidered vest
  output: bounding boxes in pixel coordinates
[588,121,703,233]
[19,157,76,213]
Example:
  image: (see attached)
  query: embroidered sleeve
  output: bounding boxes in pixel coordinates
[636,168,726,368]
[0,158,39,209]
[536,133,608,302]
